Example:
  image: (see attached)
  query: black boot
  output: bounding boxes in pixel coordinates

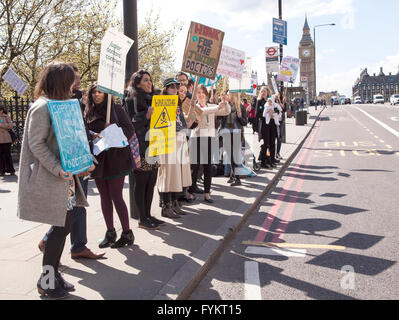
[111,230,134,248]
[161,203,181,219]
[99,228,117,249]
[37,273,69,299]
[172,200,187,215]
[56,272,75,292]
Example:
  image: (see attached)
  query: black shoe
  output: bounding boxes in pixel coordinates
[231,179,241,186]
[273,159,280,164]
[227,176,234,184]
[111,230,134,248]
[149,216,166,226]
[99,228,117,248]
[204,197,215,203]
[191,186,204,194]
[271,163,277,168]
[261,162,272,169]
[172,200,187,215]
[37,275,69,299]
[183,193,196,203]
[56,272,75,292]
[139,219,160,230]
[161,204,181,219]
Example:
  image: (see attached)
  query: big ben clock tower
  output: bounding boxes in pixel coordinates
[299,16,316,99]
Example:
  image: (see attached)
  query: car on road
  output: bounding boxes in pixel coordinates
[344,98,351,105]
[354,96,362,104]
[373,94,385,104]
[390,94,399,105]
[365,97,372,104]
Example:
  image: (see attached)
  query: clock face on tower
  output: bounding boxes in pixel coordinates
[302,49,311,58]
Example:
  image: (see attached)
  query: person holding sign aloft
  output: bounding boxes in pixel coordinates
[17,62,94,299]
[188,85,231,203]
[85,83,135,249]
[157,78,192,218]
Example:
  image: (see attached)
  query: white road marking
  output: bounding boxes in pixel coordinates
[355,107,399,138]
[245,246,307,257]
[390,117,399,122]
[244,261,262,300]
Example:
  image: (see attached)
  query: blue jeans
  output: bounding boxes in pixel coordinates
[42,177,88,254]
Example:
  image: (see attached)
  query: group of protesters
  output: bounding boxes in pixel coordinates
[13,61,287,299]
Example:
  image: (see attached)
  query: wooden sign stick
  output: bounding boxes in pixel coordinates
[106,94,112,126]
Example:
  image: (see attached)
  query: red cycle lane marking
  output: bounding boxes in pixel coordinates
[271,126,321,243]
[253,124,321,243]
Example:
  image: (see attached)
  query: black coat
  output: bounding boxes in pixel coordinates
[86,101,135,179]
[219,103,248,130]
[124,88,153,159]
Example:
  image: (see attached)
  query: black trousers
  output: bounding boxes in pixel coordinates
[258,122,277,163]
[189,137,212,194]
[0,143,15,174]
[133,168,158,222]
[42,212,73,274]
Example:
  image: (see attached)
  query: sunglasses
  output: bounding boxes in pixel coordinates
[168,84,179,89]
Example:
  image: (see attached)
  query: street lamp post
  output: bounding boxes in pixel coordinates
[313,23,335,103]
[123,0,139,218]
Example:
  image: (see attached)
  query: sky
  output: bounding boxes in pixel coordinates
[118,0,399,97]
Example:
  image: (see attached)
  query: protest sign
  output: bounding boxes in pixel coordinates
[217,45,245,80]
[189,73,222,87]
[47,99,93,175]
[97,28,134,99]
[2,68,28,95]
[229,57,253,93]
[277,56,301,83]
[182,22,224,80]
[149,96,178,157]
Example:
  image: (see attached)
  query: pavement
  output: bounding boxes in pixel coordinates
[0,106,323,300]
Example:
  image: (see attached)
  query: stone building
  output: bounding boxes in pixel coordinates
[352,67,399,102]
[299,16,316,99]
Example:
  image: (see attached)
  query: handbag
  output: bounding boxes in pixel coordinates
[8,129,17,143]
[111,105,141,170]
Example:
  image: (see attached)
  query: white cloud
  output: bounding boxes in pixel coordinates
[318,51,399,97]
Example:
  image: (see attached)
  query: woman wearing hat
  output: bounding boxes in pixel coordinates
[158,78,192,218]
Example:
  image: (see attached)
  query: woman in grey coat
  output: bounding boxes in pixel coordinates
[17,62,93,299]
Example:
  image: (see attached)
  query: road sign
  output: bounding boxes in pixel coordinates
[266,46,279,73]
[273,18,287,46]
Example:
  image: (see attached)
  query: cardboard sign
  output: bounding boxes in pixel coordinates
[149,96,178,157]
[97,28,134,99]
[271,75,279,94]
[181,22,225,80]
[217,45,245,80]
[277,56,301,83]
[2,68,28,95]
[47,99,93,175]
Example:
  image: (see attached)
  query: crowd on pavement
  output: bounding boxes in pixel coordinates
[1,61,290,299]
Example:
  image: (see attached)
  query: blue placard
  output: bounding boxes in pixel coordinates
[48,99,93,175]
[273,18,287,45]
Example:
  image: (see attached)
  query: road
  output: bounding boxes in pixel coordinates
[189,104,399,300]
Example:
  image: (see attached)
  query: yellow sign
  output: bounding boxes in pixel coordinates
[149,95,177,157]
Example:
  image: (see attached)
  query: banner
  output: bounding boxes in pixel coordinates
[182,22,225,80]
[229,57,253,93]
[265,46,279,74]
[217,45,245,80]
[189,74,222,87]
[97,28,134,99]
[2,68,28,95]
[277,56,301,83]
[149,96,178,157]
[47,99,93,175]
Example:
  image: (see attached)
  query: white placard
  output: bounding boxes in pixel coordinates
[92,124,128,156]
[2,68,28,95]
[216,45,246,80]
[229,57,253,93]
[97,28,134,99]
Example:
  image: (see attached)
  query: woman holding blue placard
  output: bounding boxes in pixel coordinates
[17,62,93,299]
[85,83,135,249]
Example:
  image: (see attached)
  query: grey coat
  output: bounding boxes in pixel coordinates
[17,97,89,227]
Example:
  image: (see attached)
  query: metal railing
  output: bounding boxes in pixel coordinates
[0,93,32,153]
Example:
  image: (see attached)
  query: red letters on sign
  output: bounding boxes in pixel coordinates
[194,23,221,41]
